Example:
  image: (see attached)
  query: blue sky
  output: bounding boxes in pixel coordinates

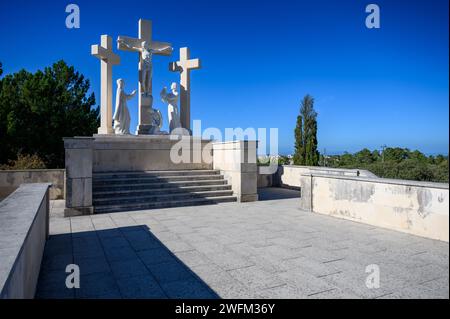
[0,0,448,155]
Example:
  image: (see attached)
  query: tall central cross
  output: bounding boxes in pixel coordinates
[117,19,172,135]
[169,47,201,132]
[91,35,120,135]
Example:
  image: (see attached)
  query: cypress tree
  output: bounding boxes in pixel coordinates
[293,113,304,165]
[294,94,319,166]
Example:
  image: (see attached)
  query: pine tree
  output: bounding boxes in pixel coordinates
[0,60,99,168]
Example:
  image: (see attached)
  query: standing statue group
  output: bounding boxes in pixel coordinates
[91,19,201,136]
[113,40,182,135]
[113,78,181,135]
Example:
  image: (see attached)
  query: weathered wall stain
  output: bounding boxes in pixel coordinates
[332,179,375,203]
[417,188,432,218]
[303,174,449,242]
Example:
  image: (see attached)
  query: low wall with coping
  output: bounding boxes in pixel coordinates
[213,141,258,202]
[257,165,376,189]
[257,170,273,188]
[277,165,376,189]
[0,169,65,200]
[299,174,449,242]
[0,183,50,299]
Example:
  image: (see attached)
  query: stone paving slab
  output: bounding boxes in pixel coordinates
[36,188,449,299]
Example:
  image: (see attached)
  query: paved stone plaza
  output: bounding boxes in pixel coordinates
[36,188,449,299]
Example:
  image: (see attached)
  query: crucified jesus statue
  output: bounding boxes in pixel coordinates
[117,39,172,96]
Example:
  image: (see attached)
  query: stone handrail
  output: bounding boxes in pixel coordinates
[0,183,51,298]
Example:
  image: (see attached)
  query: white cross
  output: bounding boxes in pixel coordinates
[91,35,120,135]
[169,47,201,132]
[117,19,172,134]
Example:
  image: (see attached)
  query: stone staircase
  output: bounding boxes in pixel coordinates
[92,169,237,213]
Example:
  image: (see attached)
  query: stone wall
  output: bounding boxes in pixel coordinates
[0,183,50,298]
[276,165,376,189]
[92,134,213,172]
[300,174,449,242]
[256,165,376,189]
[257,170,273,188]
[0,169,65,200]
[213,141,258,202]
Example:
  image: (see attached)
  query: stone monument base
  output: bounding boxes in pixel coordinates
[92,134,213,172]
[63,135,258,217]
[63,135,214,216]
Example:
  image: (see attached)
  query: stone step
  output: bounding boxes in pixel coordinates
[94,195,237,214]
[93,170,220,179]
[93,184,232,199]
[93,190,234,205]
[93,174,223,186]
[93,179,228,192]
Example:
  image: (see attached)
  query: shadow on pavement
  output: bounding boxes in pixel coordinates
[36,225,220,299]
[257,187,300,201]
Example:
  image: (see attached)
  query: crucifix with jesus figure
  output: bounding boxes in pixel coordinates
[117,19,172,134]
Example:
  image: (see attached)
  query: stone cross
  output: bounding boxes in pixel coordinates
[169,47,201,132]
[91,35,120,135]
[117,19,172,135]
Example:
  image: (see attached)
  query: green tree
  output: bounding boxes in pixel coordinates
[355,148,374,165]
[278,155,290,165]
[409,150,427,163]
[383,147,409,163]
[293,112,304,165]
[435,154,446,165]
[0,62,3,77]
[327,147,448,183]
[293,94,319,166]
[0,60,99,168]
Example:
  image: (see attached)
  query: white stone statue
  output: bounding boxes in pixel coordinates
[160,82,182,133]
[117,39,172,96]
[113,79,136,134]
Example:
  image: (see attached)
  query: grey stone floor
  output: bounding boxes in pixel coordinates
[36,188,449,299]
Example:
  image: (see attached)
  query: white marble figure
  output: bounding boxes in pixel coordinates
[160,83,181,133]
[113,79,136,134]
[117,39,171,96]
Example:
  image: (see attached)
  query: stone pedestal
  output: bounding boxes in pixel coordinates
[136,94,153,134]
[63,137,94,217]
[212,140,258,202]
[92,134,213,172]
[62,135,256,216]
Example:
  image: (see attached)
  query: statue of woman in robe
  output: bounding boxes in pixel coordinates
[160,82,181,133]
[113,79,136,135]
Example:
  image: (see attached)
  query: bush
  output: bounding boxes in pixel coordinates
[0,153,46,170]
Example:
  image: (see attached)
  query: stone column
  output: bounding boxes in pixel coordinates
[63,137,94,217]
[212,140,258,202]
